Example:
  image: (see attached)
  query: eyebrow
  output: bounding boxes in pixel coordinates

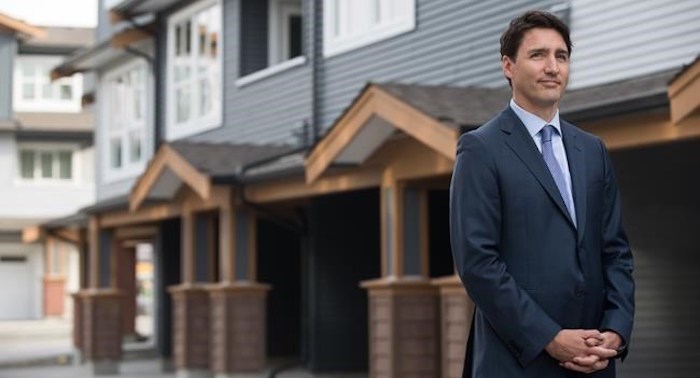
[527,47,570,55]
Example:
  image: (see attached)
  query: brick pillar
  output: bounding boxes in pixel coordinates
[72,292,84,351]
[209,283,269,376]
[81,289,124,375]
[362,278,440,378]
[44,276,66,316]
[169,285,210,378]
[433,275,474,378]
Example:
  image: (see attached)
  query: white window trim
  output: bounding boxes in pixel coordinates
[100,59,151,184]
[166,0,223,141]
[14,142,83,187]
[323,0,416,58]
[235,56,306,87]
[13,55,83,113]
[268,0,303,66]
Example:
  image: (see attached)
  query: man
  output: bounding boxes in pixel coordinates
[449,10,634,377]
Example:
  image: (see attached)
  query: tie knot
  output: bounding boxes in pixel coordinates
[541,125,555,143]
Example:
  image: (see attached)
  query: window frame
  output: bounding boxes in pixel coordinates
[15,142,81,186]
[268,0,303,67]
[101,59,150,183]
[13,55,83,113]
[323,0,416,58]
[166,0,223,141]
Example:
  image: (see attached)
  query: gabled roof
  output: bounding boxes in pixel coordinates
[667,55,700,124]
[0,12,45,39]
[110,0,183,21]
[129,141,297,211]
[19,26,93,54]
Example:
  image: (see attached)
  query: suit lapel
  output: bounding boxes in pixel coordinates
[562,122,587,244]
[499,108,576,228]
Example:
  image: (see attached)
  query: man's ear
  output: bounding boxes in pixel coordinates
[502,55,514,81]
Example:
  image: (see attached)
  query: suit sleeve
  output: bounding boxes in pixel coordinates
[449,132,561,367]
[597,139,635,358]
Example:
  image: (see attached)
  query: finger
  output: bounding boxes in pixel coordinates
[580,329,604,340]
[584,337,602,347]
[560,361,594,374]
[573,354,600,366]
[587,346,618,359]
[593,359,609,371]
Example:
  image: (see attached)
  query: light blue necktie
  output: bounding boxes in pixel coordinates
[540,125,576,226]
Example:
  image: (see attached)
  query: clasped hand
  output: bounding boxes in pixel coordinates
[545,329,621,374]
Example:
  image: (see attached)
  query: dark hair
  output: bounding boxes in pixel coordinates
[500,10,572,61]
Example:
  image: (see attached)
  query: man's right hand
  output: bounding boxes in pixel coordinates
[545,329,618,373]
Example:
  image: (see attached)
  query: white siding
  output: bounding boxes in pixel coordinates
[569,0,700,88]
[0,135,94,219]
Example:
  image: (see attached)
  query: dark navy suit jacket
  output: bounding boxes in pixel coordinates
[449,107,634,377]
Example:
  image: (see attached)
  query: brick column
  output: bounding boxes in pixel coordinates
[433,275,474,378]
[209,283,270,376]
[169,285,210,378]
[81,289,124,375]
[362,278,440,378]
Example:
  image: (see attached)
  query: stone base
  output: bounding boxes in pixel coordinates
[72,348,84,365]
[169,285,211,373]
[176,368,212,378]
[361,278,439,378]
[208,282,270,375]
[87,359,120,375]
[80,289,124,364]
[433,274,474,378]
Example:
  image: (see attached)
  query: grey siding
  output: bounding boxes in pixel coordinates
[569,0,700,89]
[159,0,313,146]
[0,34,16,121]
[316,0,558,132]
[97,0,113,42]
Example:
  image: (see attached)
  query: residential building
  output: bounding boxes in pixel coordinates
[38,0,700,377]
[0,13,94,320]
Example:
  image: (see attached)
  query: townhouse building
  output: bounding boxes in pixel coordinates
[0,13,94,320]
[39,0,700,377]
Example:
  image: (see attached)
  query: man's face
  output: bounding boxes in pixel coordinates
[502,27,570,113]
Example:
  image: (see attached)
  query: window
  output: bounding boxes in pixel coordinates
[323,0,415,57]
[167,0,222,140]
[17,147,74,182]
[103,60,149,181]
[269,0,303,66]
[13,56,83,112]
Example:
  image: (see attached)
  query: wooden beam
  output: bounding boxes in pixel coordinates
[111,27,150,49]
[304,85,459,183]
[245,167,383,204]
[22,226,44,243]
[306,87,377,183]
[0,13,46,39]
[219,189,236,283]
[88,216,100,289]
[114,225,158,240]
[581,110,700,150]
[130,145,211,212]
[181,208,196,285]
[669,59,700,124]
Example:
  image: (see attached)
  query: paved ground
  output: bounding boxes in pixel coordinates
[0,318,367,378]
[0,318,73,367]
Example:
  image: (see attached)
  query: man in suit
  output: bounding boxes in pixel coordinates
[449,10,634,377]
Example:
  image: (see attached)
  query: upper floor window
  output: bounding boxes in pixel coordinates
[167,0,222,140]
[14,55,83,113]
[17,144,75,183]
[323,0,415,57]
[102,60,149,181]
[236,0,305,86]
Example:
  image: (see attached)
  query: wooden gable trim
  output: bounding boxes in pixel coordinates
[130,144,211,211]
[668,59,700,124]
[111,27,150,49]
[305,85,459,183]
[0,13,45,39]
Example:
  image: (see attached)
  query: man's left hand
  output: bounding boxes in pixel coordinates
[560,331,622,373]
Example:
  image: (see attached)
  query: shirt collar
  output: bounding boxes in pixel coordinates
[509,98,561,137]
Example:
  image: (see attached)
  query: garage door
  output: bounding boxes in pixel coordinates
[0,254,33,320]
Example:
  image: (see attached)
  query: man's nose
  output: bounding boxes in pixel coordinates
[544,57,559,75]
